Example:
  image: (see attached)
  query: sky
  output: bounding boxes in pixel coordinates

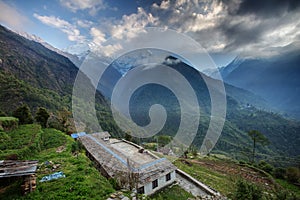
[0,0,300,67]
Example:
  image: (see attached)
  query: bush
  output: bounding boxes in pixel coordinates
[35,107,50,128]
[12,104,33,125]
[0,117,18,131]
[273,168,286,179]
[258,160,274,174]
[233,180,263,200]
[275,189,298,200]
[286,167,300,184]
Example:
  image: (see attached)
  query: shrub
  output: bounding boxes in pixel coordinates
[258,160,274,174]
[273,167,286,179]
[35,107,50,128]
[12,104,33,125]
[233,180,263,200]
[275,189,298,200]
[286,167,300,184]
[0,117,18,131]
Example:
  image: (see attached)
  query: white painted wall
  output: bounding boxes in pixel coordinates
[143,170,176,195]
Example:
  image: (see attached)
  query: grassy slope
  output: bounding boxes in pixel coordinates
[0,124,114,200]
[173,155,300,199]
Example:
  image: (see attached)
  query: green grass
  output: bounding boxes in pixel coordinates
[0,116,18,131]
[40,128,67,150]
[0,124,42,159]
[0,117,18,121]
[174,159,237,197]
[275,179,300,197]
[150,185,194,200]
[0,125,115,200]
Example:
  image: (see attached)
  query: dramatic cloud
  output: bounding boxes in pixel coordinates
[59,0,106,15]
[110,7,157,40]
[234,0,300,17]
[150,0,300,58]
[85,7,158,56]
[33,13,85,42]
[0,1,31,31]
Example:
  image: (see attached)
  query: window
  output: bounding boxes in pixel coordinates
[137,186,145,194]
[166,173,171,181]
[152,179,158,189]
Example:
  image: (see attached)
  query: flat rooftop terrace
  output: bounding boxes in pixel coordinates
[109,139,155,165]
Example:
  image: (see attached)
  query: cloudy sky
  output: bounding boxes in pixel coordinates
[0,0,299,67]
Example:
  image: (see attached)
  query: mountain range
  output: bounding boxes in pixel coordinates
[0,24,299,166]
[98,51,300,165]
[206,52,300,119]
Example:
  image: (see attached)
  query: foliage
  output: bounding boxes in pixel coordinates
[233,179,263,200]
[258,160,274,174]
[247,130,269,163]
[35,107,50,128]
[0,110,6,117]
[188,144,198,157]
[275,189,298,200]
[157,135,172,147]
[286,167,300,184]
[41,128,66,150]
[150,185,194,200]
[273,167,286,179]
[12,104,34,125]
[0,125,115,199]
[0,117,18,131]
[275,178,300,198]
[0,124,42,160]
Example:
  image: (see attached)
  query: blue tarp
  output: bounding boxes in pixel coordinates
[71,132,86,139]
[40,171,66,182]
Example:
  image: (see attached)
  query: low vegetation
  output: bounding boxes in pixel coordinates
[0,124,114,200]
[172,154,300,200]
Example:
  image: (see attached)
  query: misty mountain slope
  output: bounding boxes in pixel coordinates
[0,25,78,95]
[98,54,300,162]
[223,52,300,119]
[0,24,125,136]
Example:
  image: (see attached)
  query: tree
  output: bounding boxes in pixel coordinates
[35,107,50,128]
[247,130,269,163]
[12,104,33,125]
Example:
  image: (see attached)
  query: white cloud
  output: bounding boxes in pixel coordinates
[0,1,31,31]
[77,19,94,28]
[60,0,106,15]
[33,13,85,42]
[90,27,106,44]
[110,7,158,40]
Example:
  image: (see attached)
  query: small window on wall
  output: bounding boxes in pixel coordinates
[166,173,171,181]
[152,179,158,189]
[137,186,144,194]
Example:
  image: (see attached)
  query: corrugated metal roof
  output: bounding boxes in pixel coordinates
[0,160,38,178]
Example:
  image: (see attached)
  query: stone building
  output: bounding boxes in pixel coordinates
[79,132,176,195]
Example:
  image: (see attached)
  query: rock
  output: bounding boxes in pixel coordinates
[121,197,129,200]
[130,193,136,197]
[117,191,123,195]
[110,194,116,198]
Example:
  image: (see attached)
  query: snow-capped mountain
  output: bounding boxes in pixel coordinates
[15,31,82,67]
